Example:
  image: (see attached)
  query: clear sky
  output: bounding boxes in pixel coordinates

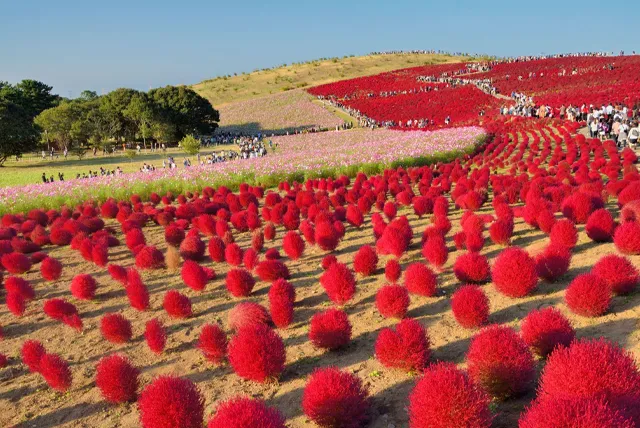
[1,0,637,97]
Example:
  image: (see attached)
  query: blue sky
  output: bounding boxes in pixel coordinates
[1,0,637,97]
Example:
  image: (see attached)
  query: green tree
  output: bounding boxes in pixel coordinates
[179,134,200,155]
[34,103,76,149]
[0,98,40,165]
[149,86,219,138]
[123,93,155,148]
[14,80,59,118]
[152,121,176,146]
[99,88,139,142]
[79,90,98,101]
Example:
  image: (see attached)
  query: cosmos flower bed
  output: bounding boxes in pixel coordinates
[0,127,485,215]
[217,89,344,134]
[1,116,640,427]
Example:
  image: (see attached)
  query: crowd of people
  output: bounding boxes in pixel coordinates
[41,167,124,183]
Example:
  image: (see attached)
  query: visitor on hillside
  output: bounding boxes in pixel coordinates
[629,122,640,147]
[42,173,47,183]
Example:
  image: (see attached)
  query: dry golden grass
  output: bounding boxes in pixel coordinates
[192,53,471,107]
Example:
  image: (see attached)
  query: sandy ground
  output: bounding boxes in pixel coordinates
[0,193,638,428]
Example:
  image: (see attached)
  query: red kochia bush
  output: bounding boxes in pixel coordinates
[375,318,430,371]
[375,285,410,319]
[314,220,340,251]
[108,264,128,285]
[228,324,285,382]
[96,354,139,403]
[592,254,639,295]
[451,285,489,329]
[40,257,62,281]
[135,246,165,270]
[404,263,437,297]
[40,353,72,392]
[179,235,206,261]
[43,298,82,330]
[92,244,109,267]
[1,252,31,274]
[21,340,45,372]
[491,247,538,298]
[321,254,337,270]
[6,292,26,316]
[309,308,351,350]
[198,324,228,364]
[353,245,378,277]
[585,208,615,242]
[228,302,270,331]
[181,260,208,292]
[453,252,490,283]
[519,396,636,428]
[126,269,149,311]
[282,231,305,260]
[138,376,204,428]
[225,269,256,297]
[422,235,448,269]
[163,290,193,318]
[302,367,369,428]
[224,243,243,266]
[268,279,295,328]
[100,313,133,344]
[144,318,166,354]
[320,262,356,305]
[255,260,290,282]
[565,273,611,317]
[5,276,35,301]
[535,244,571,282]
[385,259,402,283]
[70,274,97,300]
[409,362,492,428]
[208,236,226,262]
[520,306,575,357]
[466,325,535,399]
[207,396,286,428]
[614,220,640,255]
[550,219,578,249]
[536,339,640,419]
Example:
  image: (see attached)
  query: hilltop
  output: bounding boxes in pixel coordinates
[192,52,473,107]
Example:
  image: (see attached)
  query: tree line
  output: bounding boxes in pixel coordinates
[0,80,219,165]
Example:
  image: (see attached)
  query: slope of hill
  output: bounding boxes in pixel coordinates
[192,53,471,107]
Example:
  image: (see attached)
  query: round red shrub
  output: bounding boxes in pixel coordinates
[375,285,409,319]
[321,254,337,270]
[40,353,72,392]
[283,231,305,260]
[208,236,226,262]
[537,338,640,417]
[520,307,575,357]
[302,367,369,427]
[309,308,351,350]
[255,260,290,282]
[242,248,258,271]
[422,235,448,269]
[224,243,243,266]
[126,270,149,311]
[466,325,535,399]
[1,252,31,274]
[228,302,270,331]
[21,340,45,373]
[384,259,401,283]
[519,396,635,428]
[409,362,492,428]
[179,235,206,261]
[535,244,571,282]
[550,219,578,249]
[228,324,285,382]
[451,285,489,329]
[592,254,639,295]
[585,208,615,242]
[225,269,256,297]
[144,318,166,354]
[92,244,109,267]
[614,221,640,255]
[375,318,430,371]
[181,260,208,292]
[314,220,340,251]
[100,313,132,344]
[50,227,73,246]
[207,396,285,428]
[320,262,356,305]
[96,354,139,403]
[268,279,295,328]
[453,252,490,283]
[565,273,611,317]
[404,263,437,297]
[70,274,97,300]
[138,376,204,428]
[353,245,378,276]
[492,247,538,298]
[6,292,26,316]
[198,323,228,364]
[135,246,165,270]
[107,264,128,285]
[163,290,193,318]
[5,276,35,301]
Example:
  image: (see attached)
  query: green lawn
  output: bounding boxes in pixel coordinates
[0,145,237,187]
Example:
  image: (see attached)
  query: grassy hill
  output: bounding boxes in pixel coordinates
[192,53,472,107]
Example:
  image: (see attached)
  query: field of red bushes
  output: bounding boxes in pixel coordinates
[1,113,640,427]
